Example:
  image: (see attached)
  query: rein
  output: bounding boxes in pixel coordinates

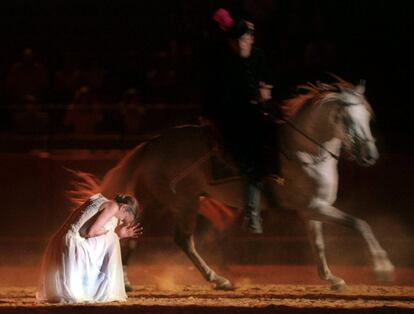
[263,111,340,160]
[170,105,344,191]
[169,148,216,193]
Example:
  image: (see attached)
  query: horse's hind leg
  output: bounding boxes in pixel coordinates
[175,229,233,290]
[120,238,138,291]
[307,220,346,290]
[308,205,395,282]
[173,203,233,290]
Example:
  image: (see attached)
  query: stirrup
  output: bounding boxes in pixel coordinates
[267,174,285,186]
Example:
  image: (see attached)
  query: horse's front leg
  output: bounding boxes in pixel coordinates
[308,205,395,282]
[307,220,346,290]
[173,201,233,290]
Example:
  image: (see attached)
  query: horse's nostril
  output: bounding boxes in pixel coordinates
[363,154,377,166]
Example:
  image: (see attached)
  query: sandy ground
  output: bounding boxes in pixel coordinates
[0,265,414,313]
[1,284,414,313]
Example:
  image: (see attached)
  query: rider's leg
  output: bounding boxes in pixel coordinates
[239,132,266,234]
[220,124,266,234]
[243,179,263,234]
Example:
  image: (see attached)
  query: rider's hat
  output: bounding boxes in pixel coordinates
[212,8,253,39]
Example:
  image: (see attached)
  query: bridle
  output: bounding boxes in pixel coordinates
[344,120,376,159]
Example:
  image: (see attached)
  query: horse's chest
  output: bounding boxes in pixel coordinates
[305,159,337,184]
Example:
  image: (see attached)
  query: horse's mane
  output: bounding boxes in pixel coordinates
[280,75,371,119]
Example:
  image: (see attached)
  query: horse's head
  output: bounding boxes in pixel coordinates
[282,77,379,166]
[333,81,379,166]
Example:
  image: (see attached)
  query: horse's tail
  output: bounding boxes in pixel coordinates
[100,142,149,198]
[64,141,149,208]
[65,167,101,210]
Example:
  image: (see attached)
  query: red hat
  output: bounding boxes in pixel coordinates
[212,8,250,39]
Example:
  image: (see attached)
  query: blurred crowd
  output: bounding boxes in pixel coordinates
[0,0,403,138]
[0,45,199,136]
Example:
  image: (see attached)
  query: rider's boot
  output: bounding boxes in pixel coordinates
[243,181,263,234]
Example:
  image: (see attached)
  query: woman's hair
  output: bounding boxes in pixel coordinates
[115,194,142,222]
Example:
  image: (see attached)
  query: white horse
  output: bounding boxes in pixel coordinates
[91,78,394,290]
[274,79,395,289]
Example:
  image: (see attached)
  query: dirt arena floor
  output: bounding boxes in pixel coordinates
[1,264,413,313]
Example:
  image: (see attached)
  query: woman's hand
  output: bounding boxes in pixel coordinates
[115,222,143,239]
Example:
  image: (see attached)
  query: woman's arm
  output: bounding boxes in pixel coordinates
[83,201,118,238]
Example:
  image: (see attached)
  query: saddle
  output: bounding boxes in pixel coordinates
[201,120,283,185]
[210,153,241,184]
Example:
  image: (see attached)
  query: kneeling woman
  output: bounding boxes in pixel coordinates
[36,193,142,303]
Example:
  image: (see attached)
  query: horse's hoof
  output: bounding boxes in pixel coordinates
[330,277,347,291]
[125,284,133,292]
[213,278,234,290]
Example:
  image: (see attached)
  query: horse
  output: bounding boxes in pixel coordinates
[95,78,394,290]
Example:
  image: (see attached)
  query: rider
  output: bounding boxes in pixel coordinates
[201,8,275,234]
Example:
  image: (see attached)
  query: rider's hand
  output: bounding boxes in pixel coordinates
[115,222,143,239]
[257,81,273,103]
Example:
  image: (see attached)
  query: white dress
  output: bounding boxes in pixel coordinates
[36,194,127,303]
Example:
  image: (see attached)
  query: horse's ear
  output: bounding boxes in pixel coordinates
[355,79,366,94]
[327,72,348,84]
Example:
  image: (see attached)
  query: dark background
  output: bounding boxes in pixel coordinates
[0,0,413,266]
[0,0,412,146]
